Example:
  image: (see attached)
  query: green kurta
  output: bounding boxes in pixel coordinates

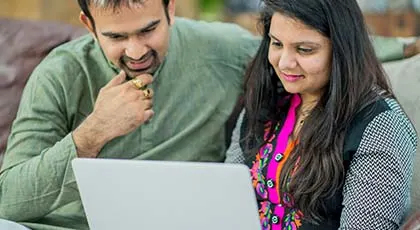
[0,18,259,230]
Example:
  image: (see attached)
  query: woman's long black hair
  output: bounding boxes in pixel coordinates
[244,0,393,223]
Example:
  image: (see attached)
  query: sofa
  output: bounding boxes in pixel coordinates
[383,53,420,215]
[0,18,87,165]
[0,18,419,226]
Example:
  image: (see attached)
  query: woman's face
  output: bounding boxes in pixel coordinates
[268,12,332,102]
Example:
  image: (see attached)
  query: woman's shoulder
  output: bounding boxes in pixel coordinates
[344,97,417,160]
[348,97,413,136]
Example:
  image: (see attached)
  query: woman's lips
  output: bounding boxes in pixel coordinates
[282,73,304,82]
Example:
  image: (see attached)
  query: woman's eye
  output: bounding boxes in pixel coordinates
[297,47,314,54]
[271,41,282,47]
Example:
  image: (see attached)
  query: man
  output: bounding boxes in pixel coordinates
[0,0,415,229]
[0,0,258,229]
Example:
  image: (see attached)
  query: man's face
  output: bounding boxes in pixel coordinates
[83,0,175,78]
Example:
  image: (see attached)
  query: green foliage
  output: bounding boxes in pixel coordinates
[200,0,222,11]
[199,0,223,21]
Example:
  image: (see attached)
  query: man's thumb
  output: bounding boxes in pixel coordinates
[105,70,126,88]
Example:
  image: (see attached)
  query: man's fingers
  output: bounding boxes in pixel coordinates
[141,88,154,99]
[104,71,126,88]
[144,109,154,121]
[125,74,154,90]
[144,99,153,110]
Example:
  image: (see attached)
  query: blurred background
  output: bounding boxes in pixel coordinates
[1,0,420,36]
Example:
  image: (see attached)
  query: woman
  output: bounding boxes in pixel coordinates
[226,0,417,229]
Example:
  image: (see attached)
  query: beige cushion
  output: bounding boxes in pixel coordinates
[383,54,420,214]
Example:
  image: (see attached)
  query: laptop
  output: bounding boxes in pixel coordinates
[72,158,261,230]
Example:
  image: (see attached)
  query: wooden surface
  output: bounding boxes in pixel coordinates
[0,0,81,26]
[176,0,200,19]
[3,0,418,37]
[0,0,199,26]
[364,11,420,37]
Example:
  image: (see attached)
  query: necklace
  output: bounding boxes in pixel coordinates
[292,108,311,140]
[292,97,318,139]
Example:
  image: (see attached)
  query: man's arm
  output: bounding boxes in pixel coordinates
[372,36,420,62]
[0,56,154,221]
[0,64,81,221]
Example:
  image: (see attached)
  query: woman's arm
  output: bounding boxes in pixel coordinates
[339,108,417,229]
[225,109,246,164]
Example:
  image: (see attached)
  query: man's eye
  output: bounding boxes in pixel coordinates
[141,27,157,34]
[109,35,124,40]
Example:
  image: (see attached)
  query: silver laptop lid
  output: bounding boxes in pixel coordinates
[72,158,261,230]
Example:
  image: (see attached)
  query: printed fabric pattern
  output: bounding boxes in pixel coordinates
[250,94,303,230]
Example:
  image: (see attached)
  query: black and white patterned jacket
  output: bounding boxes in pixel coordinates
[226,97,417,229]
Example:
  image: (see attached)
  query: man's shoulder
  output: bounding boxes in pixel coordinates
[174,17,251,36]
[29,34,105,87]
[35,34,105,77]
[171,17,261,69]
[173,17,260,52]
[48,34,98,60]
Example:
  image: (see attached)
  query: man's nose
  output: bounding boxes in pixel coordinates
[125,39,148,60]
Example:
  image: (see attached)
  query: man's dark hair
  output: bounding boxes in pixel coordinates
[77,0,171,30]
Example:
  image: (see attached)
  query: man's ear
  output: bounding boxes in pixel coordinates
[79,12,96,36]
[168,0,176,26]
